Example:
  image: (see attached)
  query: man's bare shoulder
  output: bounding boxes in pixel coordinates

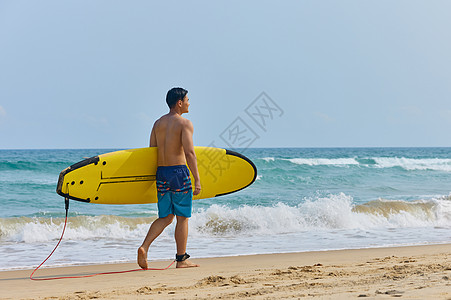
[169,115,192,127]
[153,114,170,127]
[153,116,163,126]
[179,117,193,132]
[153,114,192,130]
[180,116,193,126]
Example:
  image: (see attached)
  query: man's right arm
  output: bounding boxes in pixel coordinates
[181,120,201,195]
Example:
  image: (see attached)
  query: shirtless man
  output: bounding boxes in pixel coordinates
[137,87,201,269]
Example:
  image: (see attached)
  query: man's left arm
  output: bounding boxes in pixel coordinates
[149,124,157,147]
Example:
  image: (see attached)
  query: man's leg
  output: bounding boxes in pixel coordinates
[175,215,199,268]
[137,214,174,269]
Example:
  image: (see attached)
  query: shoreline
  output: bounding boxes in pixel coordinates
[1,244,449,299]
[2,242,450,273]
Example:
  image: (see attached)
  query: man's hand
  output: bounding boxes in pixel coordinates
[193,181,201,195]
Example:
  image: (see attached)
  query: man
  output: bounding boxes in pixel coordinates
[137,87,201,269]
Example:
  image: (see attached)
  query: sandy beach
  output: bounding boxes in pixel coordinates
[0,244,449,299]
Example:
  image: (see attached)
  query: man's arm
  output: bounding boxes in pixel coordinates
[181,120,201,195]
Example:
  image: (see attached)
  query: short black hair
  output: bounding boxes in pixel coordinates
[166,87,188,109]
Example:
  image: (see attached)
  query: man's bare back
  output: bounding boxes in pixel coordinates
[151,112,201,195]
[152,113,191,166]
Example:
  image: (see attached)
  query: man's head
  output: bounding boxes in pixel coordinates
[166,87,188,109]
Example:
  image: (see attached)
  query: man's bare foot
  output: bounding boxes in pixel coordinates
[137,247,148,269]
[176,259,200,268]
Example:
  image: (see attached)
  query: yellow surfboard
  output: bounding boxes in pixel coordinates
[56,147,257,204]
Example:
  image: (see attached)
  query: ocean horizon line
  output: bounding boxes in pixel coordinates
[1,146,451,151]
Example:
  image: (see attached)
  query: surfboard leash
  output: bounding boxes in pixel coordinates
[30,198,175,281]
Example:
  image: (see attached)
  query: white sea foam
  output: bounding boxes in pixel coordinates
[188,193,451,237]
[261,157,275,162]
[1,194,450,244]
[0,216,153,243]
[285,158,359,166]
[264,156,451,172]
[372,157,451,172]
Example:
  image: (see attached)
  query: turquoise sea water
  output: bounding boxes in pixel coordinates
[1,148,450,270]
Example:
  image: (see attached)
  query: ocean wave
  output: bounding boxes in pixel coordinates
[0,215,155,243]
[3,194,448,244]
[285,158,359,166]
[190,194,451,236]
[257,156,451,171]
[261,157,275,162]
[371,157,451,171]
[0,161,70,172]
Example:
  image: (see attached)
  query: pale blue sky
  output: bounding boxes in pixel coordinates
[1,1,450,149]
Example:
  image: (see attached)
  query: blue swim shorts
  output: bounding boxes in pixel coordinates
[156,165,193,218]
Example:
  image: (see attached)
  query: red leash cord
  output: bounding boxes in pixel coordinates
[30,201,175,281]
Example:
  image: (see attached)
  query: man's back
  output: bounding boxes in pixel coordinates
[152,113,187,166]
